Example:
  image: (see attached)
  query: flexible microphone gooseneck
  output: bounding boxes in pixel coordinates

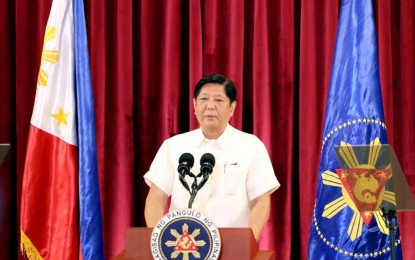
[187,153,216,208]
[177,152,216,208]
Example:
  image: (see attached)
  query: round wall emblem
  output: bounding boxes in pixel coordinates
[150,209,221,259]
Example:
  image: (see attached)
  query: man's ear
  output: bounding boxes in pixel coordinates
[230,101,236,115]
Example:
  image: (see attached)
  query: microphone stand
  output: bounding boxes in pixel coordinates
[381,206,397,260]
[188,175,199,208]
[180,153,215,209]
[187,172,210,208]
[178,170,198,208]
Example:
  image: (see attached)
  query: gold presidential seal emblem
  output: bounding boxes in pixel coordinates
[150,209,221,260]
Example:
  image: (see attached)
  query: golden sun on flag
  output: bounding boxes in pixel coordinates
[321,138,397,241]
[37,26,60,86]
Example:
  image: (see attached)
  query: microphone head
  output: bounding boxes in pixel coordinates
[200,153,215,167]
[179,153,194,167]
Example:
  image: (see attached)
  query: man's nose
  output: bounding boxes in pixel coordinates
[206,99,215,109]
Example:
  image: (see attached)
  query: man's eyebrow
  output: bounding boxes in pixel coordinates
[198,93,226,97]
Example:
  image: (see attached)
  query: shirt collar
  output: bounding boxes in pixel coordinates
[195,124,234,151]
[194,128,206,148]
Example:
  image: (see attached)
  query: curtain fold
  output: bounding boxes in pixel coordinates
[298,0,339,257]
[0,0,15,256]
[0,0,413,259]
[387,0,415,256]
[86,0,135,256]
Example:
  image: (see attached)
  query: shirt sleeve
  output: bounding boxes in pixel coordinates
[143,140,175,196]
[246,140,281,201]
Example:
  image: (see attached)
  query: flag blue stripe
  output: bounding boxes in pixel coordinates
[73,0,105,258]
[324,0,385,133]
[307,0,402,259]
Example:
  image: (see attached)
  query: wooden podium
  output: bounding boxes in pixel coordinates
[114,227,274,259]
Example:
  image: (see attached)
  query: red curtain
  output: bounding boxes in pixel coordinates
[1,0,413,259]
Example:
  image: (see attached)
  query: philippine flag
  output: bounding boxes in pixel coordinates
[20,0,104,259]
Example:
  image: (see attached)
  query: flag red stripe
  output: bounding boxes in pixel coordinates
[20,125,79,259]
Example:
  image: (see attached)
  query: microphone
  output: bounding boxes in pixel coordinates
[200,153,215,174]
[178,153,194,193]
[197,153,215,190]
[178,153,194,174]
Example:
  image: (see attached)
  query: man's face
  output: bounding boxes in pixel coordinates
[193,83,236,135]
